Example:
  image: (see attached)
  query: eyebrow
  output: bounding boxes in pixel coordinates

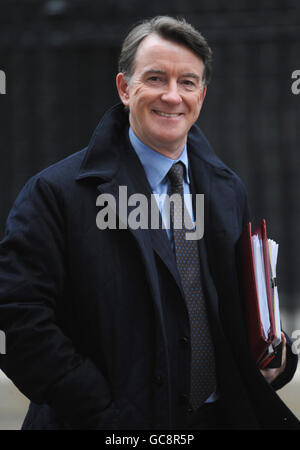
[181,73,201,82]
[143,69,202,82]
[142,69,166,77]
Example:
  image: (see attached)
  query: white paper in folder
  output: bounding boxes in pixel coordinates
[251,235,281,348]
[252,235,270,340]
[268,239,281,347]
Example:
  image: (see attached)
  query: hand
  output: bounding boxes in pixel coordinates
[260,333,287,384]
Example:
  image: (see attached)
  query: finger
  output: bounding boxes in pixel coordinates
[281,332,286,344]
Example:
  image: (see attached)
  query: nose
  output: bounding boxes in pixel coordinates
[161,80,182,105]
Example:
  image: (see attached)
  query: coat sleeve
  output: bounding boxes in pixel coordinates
[270,332,298,391]
[0,175,118,429]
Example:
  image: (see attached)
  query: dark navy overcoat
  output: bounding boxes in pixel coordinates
[0,104,299,429]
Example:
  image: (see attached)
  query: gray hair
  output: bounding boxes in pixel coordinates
[118,16,212,85]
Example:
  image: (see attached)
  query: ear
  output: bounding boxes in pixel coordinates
[116,73,130,106]
[200,84,207,102]
[198,84,207,111]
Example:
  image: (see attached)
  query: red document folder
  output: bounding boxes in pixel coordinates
[238,219,281,369]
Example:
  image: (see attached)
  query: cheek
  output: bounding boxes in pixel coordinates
[191,95,203,116]
[184,93,202,111]
[128,88,148,115]
[195,92,204,106]
[129,84,158,106]
[129,82,150,102]
[131,84,143,97]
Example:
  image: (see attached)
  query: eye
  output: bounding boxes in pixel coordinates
[146,76,165,86]
[180,79,197,90]
[149,76,160,82]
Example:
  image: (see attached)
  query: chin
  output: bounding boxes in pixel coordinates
[154,133,184,147]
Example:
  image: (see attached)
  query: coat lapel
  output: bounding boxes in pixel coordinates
[188,142,222,324]
[75,104,183,321]
[188,130,244,329]
[96,142,183,297]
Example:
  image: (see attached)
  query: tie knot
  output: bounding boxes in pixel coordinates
[168,162,185,189]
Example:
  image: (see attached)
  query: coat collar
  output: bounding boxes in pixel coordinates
[76,104,127,182]
[76,103,233,183]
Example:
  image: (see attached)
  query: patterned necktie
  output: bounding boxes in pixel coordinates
[168,162,216,410]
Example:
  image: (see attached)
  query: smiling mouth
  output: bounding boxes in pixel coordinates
[152,110,183,118]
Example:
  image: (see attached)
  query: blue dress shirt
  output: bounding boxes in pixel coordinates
[129,127,194,243]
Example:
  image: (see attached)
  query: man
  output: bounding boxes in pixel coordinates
[0,16,299,430]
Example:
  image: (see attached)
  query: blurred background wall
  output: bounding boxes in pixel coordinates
[0,0,300,429]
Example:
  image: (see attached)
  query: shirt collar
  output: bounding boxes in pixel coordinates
[129,127,190,191]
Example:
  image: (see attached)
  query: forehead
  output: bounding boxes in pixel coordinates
[134,33,204,75]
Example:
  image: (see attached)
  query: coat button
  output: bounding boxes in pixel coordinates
[179,393,189,405]
[153,375,163,386]
[179,336,189,346]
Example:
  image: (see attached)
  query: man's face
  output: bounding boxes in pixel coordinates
[116,33,207,159]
